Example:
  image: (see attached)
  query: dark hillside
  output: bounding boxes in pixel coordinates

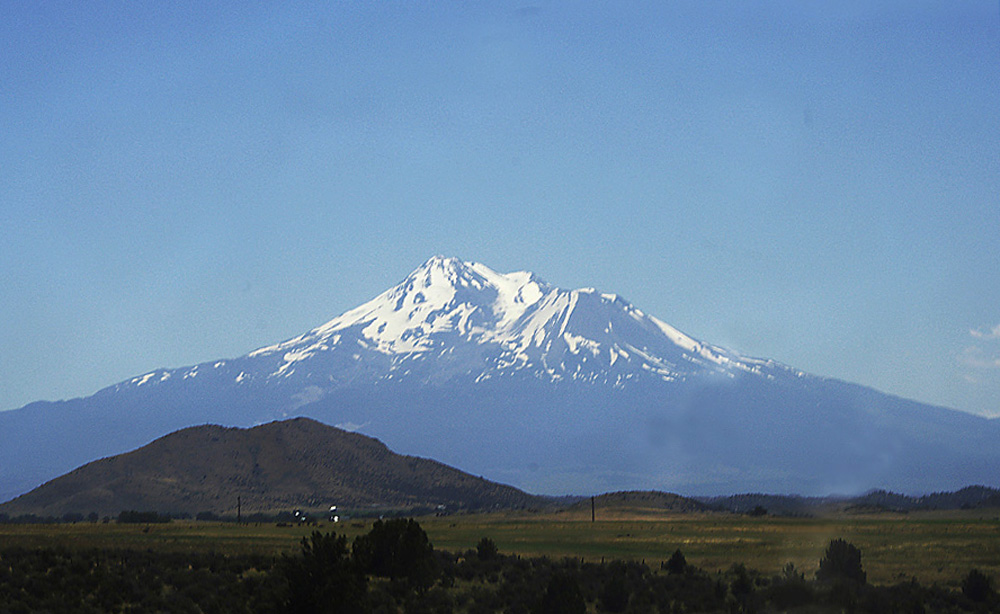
[0,418,546,517]
[580,490,709,514]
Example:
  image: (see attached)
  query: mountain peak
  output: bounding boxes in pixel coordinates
[403,255,495,294]
[415,254,469,274]
[243,256,785,387]
[313,256,554,355]
[404,256,546,295]
[409,255,468,283]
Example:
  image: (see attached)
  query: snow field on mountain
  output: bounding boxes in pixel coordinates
[236,256,794,388]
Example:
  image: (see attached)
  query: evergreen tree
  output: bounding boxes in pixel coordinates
[285,531,366,614]
[665,548,687,575]
[353,518,438,591]
[816,538,866,584]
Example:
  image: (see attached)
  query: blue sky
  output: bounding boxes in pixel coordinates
[2,2,998,417]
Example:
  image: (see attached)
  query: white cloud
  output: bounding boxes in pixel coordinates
[959,346,1000,370]
[970,324,1000,340]
[290,385,325,409]
[960,326,1000,386]
[335,421,368,432]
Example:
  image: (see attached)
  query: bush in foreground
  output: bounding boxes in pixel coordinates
[817,538,867,584]
[0,526,992,613]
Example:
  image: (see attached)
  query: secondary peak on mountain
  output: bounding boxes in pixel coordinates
[404,255,547,295]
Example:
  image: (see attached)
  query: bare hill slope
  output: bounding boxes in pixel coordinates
[0,418,545,517]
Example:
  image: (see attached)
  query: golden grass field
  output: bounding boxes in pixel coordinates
[2,508,997,588]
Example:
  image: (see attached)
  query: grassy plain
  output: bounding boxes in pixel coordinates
[1,509,997,588]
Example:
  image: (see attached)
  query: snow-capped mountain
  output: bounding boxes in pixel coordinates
[2,256,998,503]
[120,255,797,392]
[248,255,792,384]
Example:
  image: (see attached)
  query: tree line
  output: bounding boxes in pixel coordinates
[0,519,996,613]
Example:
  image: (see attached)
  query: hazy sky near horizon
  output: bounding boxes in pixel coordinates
[2,2,998,417]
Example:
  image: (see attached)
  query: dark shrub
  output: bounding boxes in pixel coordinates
[117,510,169,524]
[599,562,629,612]
[353,518,438,591]
[477,537,499,561]
[535,572,586,614]
[664,548,687,575]
[765,563,814,609]
[962,568,994,602]
[285,531,366,614]
[816,538,866,584]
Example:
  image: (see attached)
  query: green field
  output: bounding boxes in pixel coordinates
[420,510,1000,587]
[2,510,998,588]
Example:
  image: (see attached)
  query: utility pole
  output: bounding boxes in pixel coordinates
[591,496,595,522]
[237,496,241,524]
